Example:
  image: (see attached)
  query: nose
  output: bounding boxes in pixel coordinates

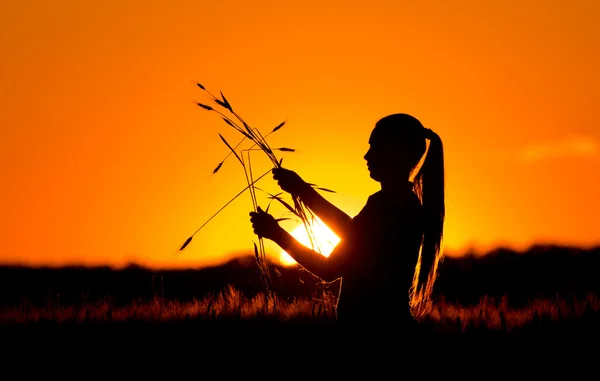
[364,147,371,162]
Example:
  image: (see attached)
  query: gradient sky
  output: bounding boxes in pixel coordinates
[1,0,598,269]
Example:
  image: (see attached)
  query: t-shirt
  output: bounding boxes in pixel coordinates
[331,182,424,322]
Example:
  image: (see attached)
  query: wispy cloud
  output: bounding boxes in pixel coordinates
[520,135,599,162]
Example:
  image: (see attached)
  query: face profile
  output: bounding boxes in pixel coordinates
[364,140,395,182]
[364,113,428,184]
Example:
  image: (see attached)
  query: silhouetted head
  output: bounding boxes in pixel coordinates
[364,113,428,183]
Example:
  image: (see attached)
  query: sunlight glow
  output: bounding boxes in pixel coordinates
[279,219,341,266]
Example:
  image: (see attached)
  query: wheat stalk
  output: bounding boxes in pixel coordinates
[176,82,336,312]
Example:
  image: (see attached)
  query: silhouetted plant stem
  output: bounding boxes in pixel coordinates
[185,82,339,311]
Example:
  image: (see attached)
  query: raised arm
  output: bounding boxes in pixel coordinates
[272,227,340,281]
[272,168,353,240]
[250,207,344,281]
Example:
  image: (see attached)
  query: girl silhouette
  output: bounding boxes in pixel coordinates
[250,113,445,327]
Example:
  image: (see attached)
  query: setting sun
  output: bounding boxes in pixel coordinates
[280,219,341,266]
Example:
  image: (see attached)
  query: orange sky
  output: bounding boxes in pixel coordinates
[1,0,599,269]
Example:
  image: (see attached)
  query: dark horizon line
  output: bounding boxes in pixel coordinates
[1,241,599,271]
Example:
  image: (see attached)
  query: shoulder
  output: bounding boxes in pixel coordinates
[354,190,421,222]
[366,190,383,204]
[351,192,382,222]
[377,189,422,210]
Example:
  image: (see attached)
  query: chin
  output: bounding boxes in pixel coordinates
[368,169,381,181]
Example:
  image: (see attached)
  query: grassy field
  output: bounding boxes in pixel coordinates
[2,244,600,356]
[2,284,599,335]
[4,290,590,369]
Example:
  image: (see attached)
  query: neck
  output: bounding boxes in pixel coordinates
[380,177,411,193]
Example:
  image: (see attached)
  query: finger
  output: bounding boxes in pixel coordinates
[257,206,264,213]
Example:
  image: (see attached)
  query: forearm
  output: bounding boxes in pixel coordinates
[296,185,353,240]
[272,226,333,280]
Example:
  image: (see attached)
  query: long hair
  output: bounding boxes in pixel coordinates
[410,129,445,319]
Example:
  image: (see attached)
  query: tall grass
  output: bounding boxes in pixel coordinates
[174,83,336,312]
[0,286,328,324]
[3,288,598,333]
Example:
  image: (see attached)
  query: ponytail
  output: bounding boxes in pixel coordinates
[410,129,445,319]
